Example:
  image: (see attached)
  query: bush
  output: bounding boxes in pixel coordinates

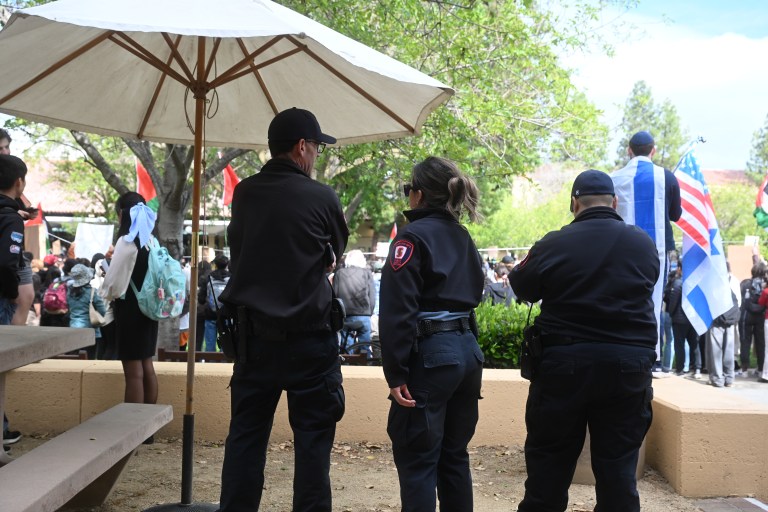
[475,301,539,368]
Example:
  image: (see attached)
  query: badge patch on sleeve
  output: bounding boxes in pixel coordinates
[390,240,414,271]
[10,244,21,254]
[10,232,23,243]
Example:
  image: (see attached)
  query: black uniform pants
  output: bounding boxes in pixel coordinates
[218,331,344,512]
[387,331,484,512]
[518,343,654,512]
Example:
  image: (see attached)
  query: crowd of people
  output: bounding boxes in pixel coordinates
[3,109,767,512]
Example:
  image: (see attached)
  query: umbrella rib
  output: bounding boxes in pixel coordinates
[208,35,286,90]
[204,38,223,80]
[221,47,303,85]
[0,31,114,105]
[138,34,184,140]
[285,35,415,134]
[162,32,197,85]
[236,38,278,116]
[109,33,191,87]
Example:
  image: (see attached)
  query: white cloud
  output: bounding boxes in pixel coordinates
[568,13,768,169]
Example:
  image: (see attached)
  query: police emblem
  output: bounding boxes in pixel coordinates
[10,232,23,243]
[390,240,414,271]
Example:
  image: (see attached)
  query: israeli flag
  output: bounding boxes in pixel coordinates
[612,156,667,356]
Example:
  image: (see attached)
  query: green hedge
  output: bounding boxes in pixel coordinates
[475,301,539,368]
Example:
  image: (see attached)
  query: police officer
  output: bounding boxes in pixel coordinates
[380,156,485,512]
[510,169,659,512]
[217,108,349,512]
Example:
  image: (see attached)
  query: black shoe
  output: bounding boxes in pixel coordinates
[758,378,768,383]
[3,444,9,453]
[3,430,21,446]
[143,435,155,445]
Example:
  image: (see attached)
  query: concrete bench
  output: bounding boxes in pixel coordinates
[0,402,173,512]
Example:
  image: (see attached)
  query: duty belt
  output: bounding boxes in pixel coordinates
[416,317,470,338]
[539,333,581,347]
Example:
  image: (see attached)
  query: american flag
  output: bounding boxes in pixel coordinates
[674,139,732,334]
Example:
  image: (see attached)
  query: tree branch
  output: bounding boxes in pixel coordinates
[70,130,130,195]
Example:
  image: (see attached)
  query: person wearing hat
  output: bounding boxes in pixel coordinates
[217,108,349,512]
[611,131,682,368]
[66,263,107,360]
[510,169,659,512]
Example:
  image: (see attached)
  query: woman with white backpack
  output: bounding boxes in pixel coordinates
[100,192,160,426]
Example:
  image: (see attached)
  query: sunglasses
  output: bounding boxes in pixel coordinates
[306,139,326,154]
[403,183,418,197]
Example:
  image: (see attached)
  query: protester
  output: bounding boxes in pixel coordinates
[739,263,766,376]
[333,249,376,354]
[199,254,230,352]
[66,263,106,360]
[612,130,682,369]
[380,156,485,512]
[100,192,159,422]
[510,169,658,512]
[483,262,514,306]
[217,108,348,512]
[0,154,27,451]
[665,263,702,378]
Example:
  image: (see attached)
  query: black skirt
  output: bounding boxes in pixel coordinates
[114,246,159,361]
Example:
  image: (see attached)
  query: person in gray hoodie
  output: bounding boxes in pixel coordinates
[333,249,375,353]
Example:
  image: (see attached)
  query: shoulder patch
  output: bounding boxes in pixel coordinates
[517,253,530,269]
[389,240,414,271]
[10,231,23,243]
[10,244,21,254]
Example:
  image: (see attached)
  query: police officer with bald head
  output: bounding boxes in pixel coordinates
[510,169,659,512]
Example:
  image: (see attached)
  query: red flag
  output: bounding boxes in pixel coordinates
[223,162,240,206]
[24,202,44,226]
[388,223,398,242]
[136,158,157,202]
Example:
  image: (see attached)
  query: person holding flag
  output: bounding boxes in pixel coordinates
[611,131,682,367]
[672,138,733,340]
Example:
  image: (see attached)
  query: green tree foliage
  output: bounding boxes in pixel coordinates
[615,81,688,169]
[5,0,618,249]
[747,114,768,176]
[467,184,572,250]
[710,182,762,245]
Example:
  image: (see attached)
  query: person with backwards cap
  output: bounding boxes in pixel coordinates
[217,108,349,512]
[611,131,682,370]
[510,170,659,512]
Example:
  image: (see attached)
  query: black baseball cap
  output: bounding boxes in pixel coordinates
[570,169,614,212]
[268,107,336,144]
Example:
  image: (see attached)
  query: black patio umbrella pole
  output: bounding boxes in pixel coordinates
[144,36,218,512]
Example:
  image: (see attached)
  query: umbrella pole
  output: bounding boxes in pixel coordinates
[144,36,217,512]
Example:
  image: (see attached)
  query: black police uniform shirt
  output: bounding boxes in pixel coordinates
[380,208,484,388]
[510,206,659,348]
[219,157,349,332]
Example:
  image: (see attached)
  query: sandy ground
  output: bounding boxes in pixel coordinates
[13,435,702,512]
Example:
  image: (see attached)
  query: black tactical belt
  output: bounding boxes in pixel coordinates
[539,334,580,347]
[416,317,471,338]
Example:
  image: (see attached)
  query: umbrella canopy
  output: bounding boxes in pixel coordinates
[0,1,452,507]
[0,0,453,147]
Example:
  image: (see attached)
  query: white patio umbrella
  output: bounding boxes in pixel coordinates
[0,0,453,509]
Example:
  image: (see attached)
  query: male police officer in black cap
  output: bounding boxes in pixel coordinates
[510,169,659,512]
[218,108,349,512]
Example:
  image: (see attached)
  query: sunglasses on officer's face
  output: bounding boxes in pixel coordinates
[403,184,418,197]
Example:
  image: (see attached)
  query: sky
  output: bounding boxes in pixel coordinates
[563,0,768,170]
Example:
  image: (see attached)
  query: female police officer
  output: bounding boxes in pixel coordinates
[380,156,485,512]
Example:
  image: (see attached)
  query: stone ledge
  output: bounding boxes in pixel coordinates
[6,361,767,501]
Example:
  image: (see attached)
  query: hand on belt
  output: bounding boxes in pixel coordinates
[416,317,470,338]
